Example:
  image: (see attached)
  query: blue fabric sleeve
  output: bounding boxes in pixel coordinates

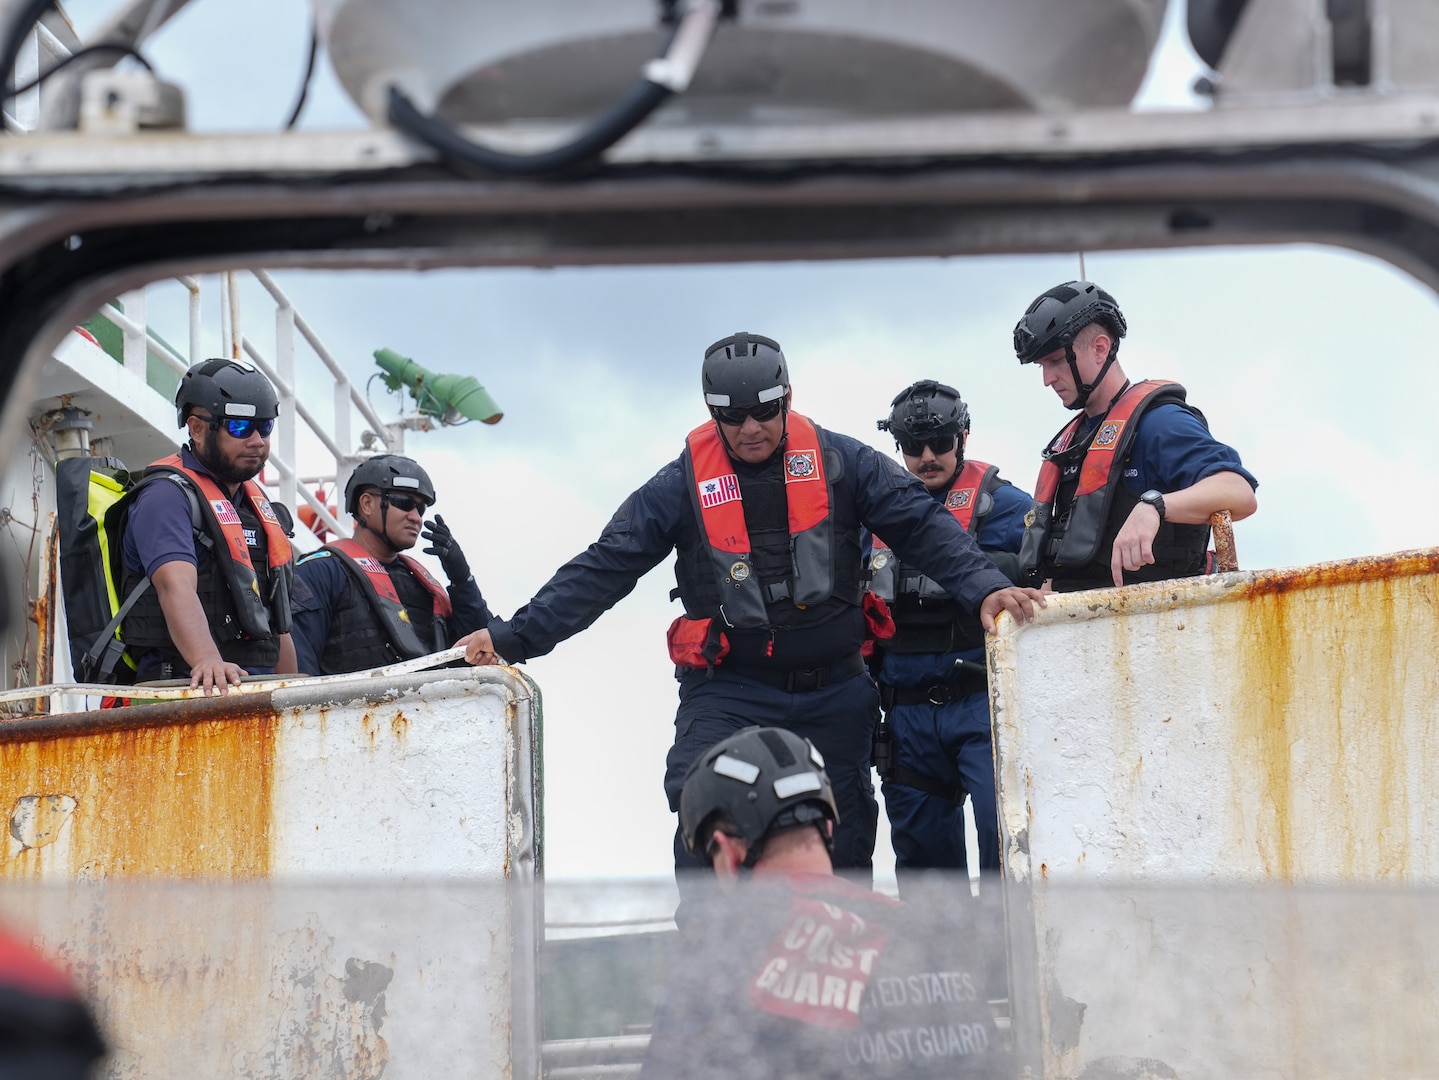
[841,434,1013,613]
[976,480,1030,555]
[291,551,347,676]
[488,458,687,661]
[1126,404,1258,495]
[445,575,494,642]
[122,479,200,578]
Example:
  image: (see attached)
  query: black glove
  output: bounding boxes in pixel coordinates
[421,514,471,583]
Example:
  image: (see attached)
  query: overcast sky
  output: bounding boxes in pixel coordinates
[53,0,1439,881]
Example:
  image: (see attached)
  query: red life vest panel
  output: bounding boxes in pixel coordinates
[869,459,1000,600]
[1020,380,1205,583]
[152,453,292,639]
[684,413,836,628]
[329,538,453,619]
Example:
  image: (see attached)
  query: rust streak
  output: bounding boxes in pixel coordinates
[1,711,277,879]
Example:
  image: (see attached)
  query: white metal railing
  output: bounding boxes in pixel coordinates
[90,271,404,545]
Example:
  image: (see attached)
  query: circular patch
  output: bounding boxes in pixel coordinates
[730,561,751,582]
[871,552,890,570]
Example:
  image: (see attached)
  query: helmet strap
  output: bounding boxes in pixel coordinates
[1064,338,1120,412]
[355,493,402,555]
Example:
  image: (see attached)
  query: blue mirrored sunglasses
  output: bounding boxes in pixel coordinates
[222,417,275,439]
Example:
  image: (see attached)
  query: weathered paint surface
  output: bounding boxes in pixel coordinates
[2,714,277,878]
[990,549,1439,1079]
[0,667,541,1080]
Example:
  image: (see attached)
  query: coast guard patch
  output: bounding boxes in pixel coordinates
[1094,419,1125,448]
[785,450,818,480]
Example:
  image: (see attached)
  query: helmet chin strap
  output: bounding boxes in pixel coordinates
[1063,339,1120,412]
[356,494,402,555]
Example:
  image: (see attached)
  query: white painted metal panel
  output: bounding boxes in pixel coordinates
[990,549,1439,1078]
[0,667,542,1080]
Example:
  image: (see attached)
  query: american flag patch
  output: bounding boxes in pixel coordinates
[358,557,386,573]
[698,474,741,509]
[211,499,241,525]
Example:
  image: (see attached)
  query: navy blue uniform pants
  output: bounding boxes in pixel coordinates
[881,689,999,882]
[665,669,880,881]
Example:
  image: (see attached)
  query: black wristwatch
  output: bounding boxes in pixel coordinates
[1138,489,1167,522]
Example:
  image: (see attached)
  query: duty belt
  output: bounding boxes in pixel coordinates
[872,716,968,806]
[721,651,866,694]
[878,657,988,710]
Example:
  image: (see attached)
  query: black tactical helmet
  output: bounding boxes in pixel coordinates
[701,332,789,409]
[345,454,437,514]
[878,379,971,442]
[1012,280,1127,365]
[175,358,279,427]
[679,726,838,867]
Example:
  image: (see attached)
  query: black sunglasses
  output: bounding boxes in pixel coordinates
[710,399,785,426]
[382,492,430,514]
[220,417,275,439]
[897,434,957,457]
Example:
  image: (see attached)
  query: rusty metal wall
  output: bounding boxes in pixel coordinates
[0,666,542,1079]
[989,549,1439,1078]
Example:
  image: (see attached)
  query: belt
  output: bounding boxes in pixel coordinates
[879,658,988,709]
[722,652,866,694]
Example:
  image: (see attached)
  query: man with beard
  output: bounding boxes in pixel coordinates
[869,380,1029,885]
[460,332,1044,883]
[119,358,297,693]
[291,455,492,675]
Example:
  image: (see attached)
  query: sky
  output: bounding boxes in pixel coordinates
[46,0,1439,881]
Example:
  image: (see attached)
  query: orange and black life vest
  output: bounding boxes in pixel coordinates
[1018,380,1210,591]
[316,538,453,670]
[120,453,293,666]
[675,413,859,630]
[868,459,1002,655]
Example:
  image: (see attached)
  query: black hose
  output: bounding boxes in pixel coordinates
[10,43,153,97]
[283,18,319,130]
[387,77,671,178]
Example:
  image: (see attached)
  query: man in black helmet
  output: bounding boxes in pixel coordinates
[119,358,297,693]
[460,332,1044,881]
[642,726,1010,1080]
[290,454,492,675]
[870,380,1030,886]
[1012,281,1258,591]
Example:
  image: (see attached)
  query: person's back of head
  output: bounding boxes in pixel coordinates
[679,726,838,879]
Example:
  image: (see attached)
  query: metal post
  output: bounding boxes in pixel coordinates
[218,274,230,360]
[226,271,242,360]
[13,26,38,131]
[333,374,352,515]
[119,289,147,378]
[180,275,202,364]
[275,301,298,512]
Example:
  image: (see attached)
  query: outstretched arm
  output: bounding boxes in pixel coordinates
[485,459,687,662]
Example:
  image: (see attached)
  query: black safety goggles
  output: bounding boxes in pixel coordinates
[220,417,275,439]
[710,399,785,426]
[896,433,957,457]
[383,492,431,514]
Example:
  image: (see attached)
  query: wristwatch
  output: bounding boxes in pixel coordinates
[1138,489,1167,522]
